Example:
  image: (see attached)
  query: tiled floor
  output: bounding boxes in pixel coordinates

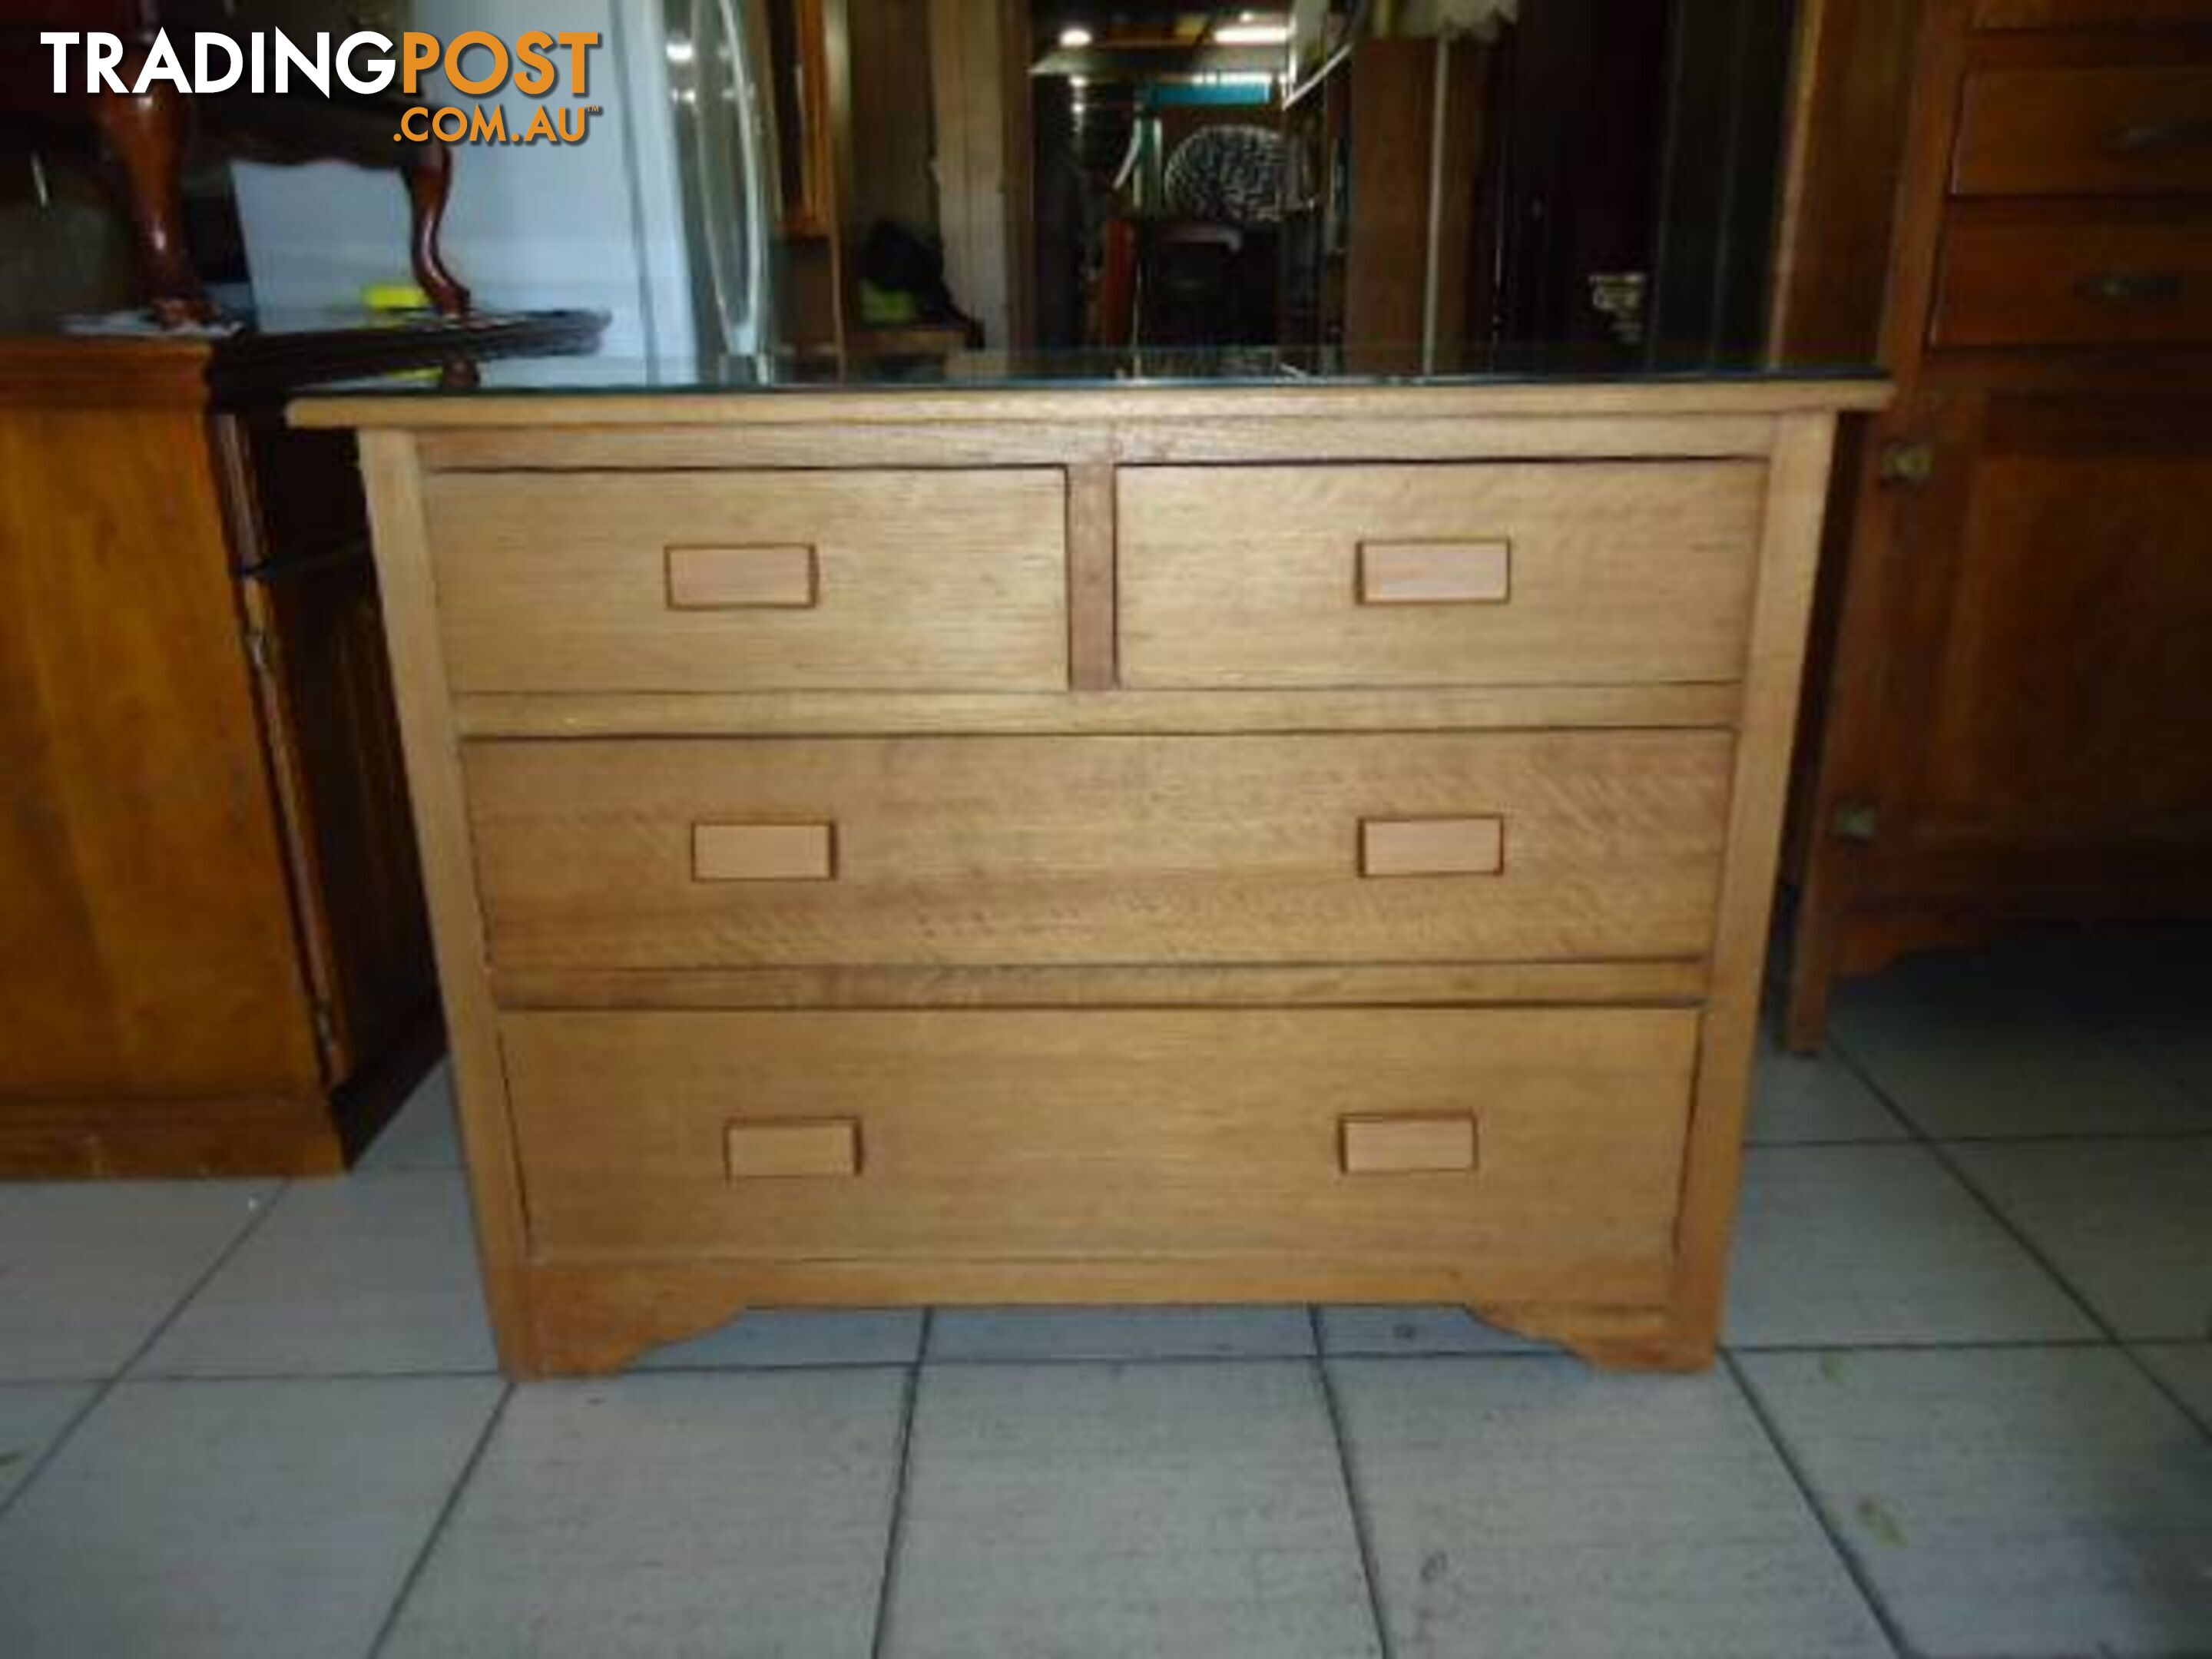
[2,932,2207,1657]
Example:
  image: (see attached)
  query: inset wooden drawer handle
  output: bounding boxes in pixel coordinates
[666,543,818,609]
[1357,539,1512,605]
[693,822,836,882]
[2075,272,2184,306]
[2109,118,2212,156]
[1340,1114,1478,1175]
[726,1118,861,1180]
[1359,816,1505,878]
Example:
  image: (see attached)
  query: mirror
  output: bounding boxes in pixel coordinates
[776,0,1802,367]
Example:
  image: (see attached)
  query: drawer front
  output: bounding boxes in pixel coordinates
[423,469,1068,693]
[1975,1,2212,26]
[467,731,1732,971]
[1117,462,1764,689]
[1954,67,2212,198]
[1933,220,2212,346]
[502,1006,1699,1294]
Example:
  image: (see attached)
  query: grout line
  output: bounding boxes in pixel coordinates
[1826,1036,2121,1335]
[868,1311,929,1659]
[1310,1308,1396,1659]
[1724,1335,2114,1357]
[1721,1351,1915,1659]
[127,1365,506,1384]
[2128,1343,2212,1442]
[922,1347,1321,1369]
[1311,1344,1552,1362]
[367,1380,513,1659]
[0,1180,289,1525]
[618,1357,919,1378]
[1926,1128,2212,1147]
[339,1163,470,1181]
[1828,1038,2212,1447]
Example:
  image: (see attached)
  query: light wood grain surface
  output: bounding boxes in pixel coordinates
[1118,462,1764,688]
[295,379,1891,431]
[426,469,1069,693]
[464,731,1734,970]
[358,431,541,1373]
[451,683,1744,739]
[330,380,1876,1376]
[502,1006,1697,1289]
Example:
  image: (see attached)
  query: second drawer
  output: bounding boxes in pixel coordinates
[466,731,1733,972]
[1934,219,2212,347]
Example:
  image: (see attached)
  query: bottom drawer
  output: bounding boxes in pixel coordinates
[502,1007,1700,1300]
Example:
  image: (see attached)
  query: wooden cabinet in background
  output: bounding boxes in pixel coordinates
[1773,0,2212,1047]
[0,336,451,1173]
[766,0,849,356]
[1277,37,1486,358]
[768,0,836,240]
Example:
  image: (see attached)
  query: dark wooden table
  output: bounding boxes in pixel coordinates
[0,0,469,323]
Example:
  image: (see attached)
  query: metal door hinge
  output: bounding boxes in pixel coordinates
[310,999,338,1055]
[243,624,275,676]
[1830,800,1880,843]
[1878,442,1935,488]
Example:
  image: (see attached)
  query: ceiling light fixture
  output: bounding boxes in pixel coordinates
[1058,25,1093,48]
[1214,21,1290,45]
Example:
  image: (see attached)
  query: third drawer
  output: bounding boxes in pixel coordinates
[465,730,1733,973]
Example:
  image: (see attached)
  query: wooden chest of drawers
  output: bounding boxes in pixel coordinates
[1774,0,2212,1045]
[300,379,1882,1376]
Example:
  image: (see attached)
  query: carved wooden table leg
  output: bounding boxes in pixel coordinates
[399,137,471,317]
[84,52,215,326]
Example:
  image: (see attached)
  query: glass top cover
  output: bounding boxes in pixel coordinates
[296,343,1882,399]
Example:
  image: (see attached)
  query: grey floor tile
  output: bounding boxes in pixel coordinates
[1332,1356,1889,1658]
[384,1369,906,1659]
[0,1181,277,1380]
[2135,1344,2212,1430]
[884,1359,1378,1659]
[1738,1346,2212,1658]
[928,1304,1315,1361]
[2131,1017,2212,1108]
[637,1308,924,1369]
[0,1376,500,1659]
[1951,1138,2212,1340]
[1726,1146,2094,1348]
[1317,1305,1544,1356]
[0,1383,93,1505]
[1830,957,2206,1137]
[1747,1034,1907,1144]
[358,1061,462,1172]
[2079,935,2212,1107]
[137,1171,496,1376]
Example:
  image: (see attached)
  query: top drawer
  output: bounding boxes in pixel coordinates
[423,469,1068,694]
[1954,66,2212,197]
[1116,462,1763,690]
[1976,1,2212,26]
